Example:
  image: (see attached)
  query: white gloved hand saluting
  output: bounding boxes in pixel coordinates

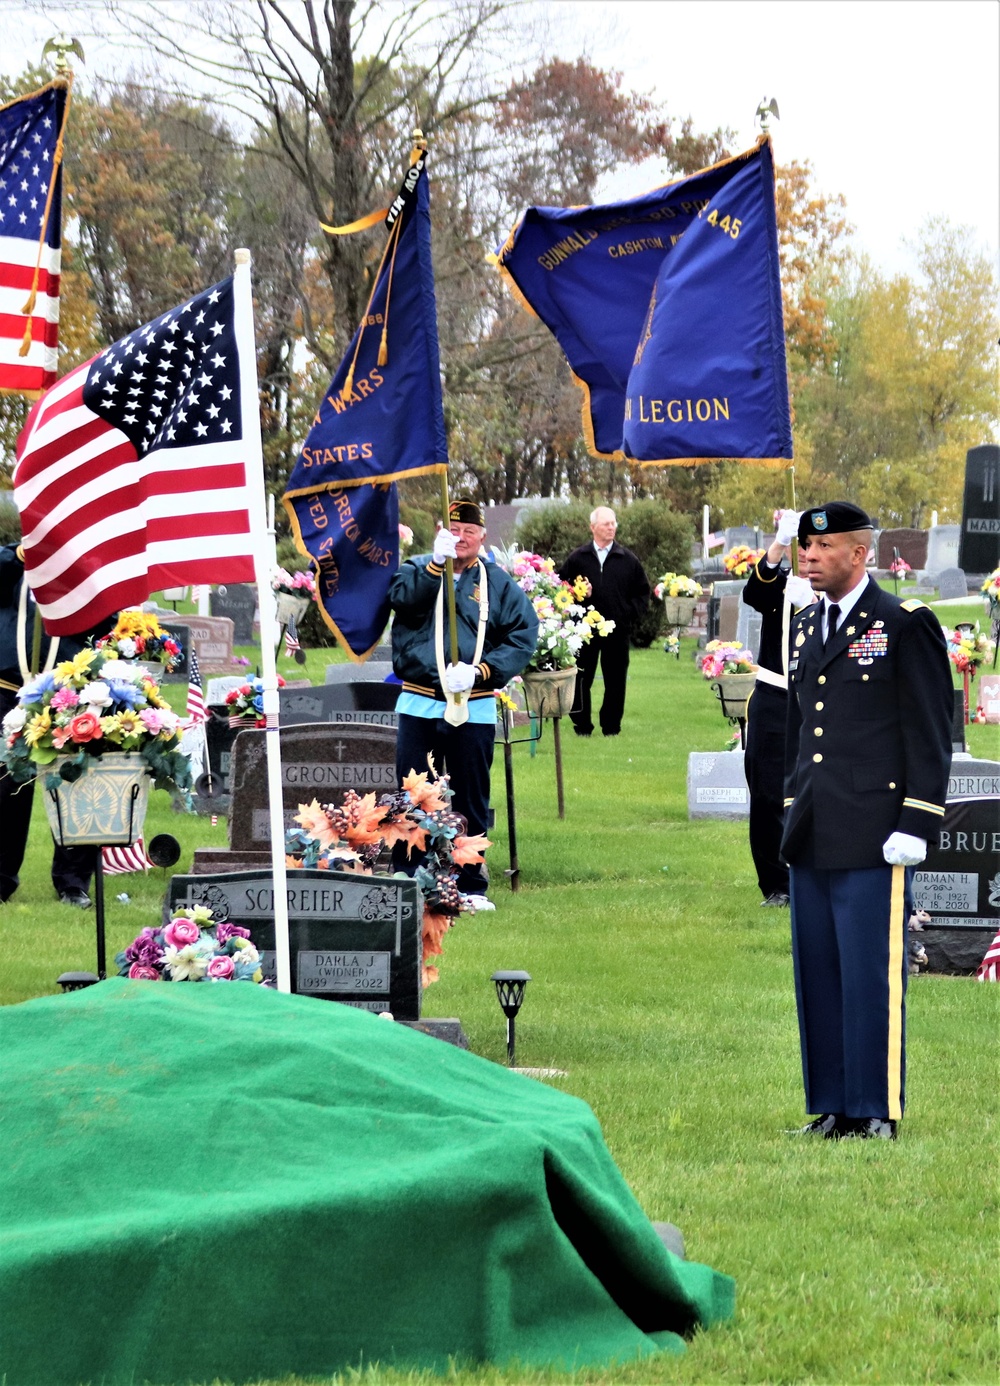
[785,573,817,609]
[444,662,477,693]
[775,509,801,547]
[882,831,927,866]
[432,528,458,564]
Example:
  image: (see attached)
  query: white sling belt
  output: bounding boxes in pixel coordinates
[434,559,489,727]
[16,577,59,683]
[752,587,794,692]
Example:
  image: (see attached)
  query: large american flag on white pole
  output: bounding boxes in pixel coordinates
[14,275,256,634]
[0,82,65,398]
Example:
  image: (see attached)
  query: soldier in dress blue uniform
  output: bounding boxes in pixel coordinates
[781,503,953,1139]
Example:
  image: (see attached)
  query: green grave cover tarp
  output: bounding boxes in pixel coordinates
[0,979,734,1384]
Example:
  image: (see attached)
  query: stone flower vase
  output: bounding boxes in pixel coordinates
[521,666,578,720]
[44,753,150,848]
[274,592,310,626]
[662,595,697,628]
[711,670,758,722]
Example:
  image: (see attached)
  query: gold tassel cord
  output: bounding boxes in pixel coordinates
[340,211,402,403]
[18,74,73,358]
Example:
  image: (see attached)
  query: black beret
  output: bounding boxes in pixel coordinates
[798,501,873,543]
[449,497,485,527]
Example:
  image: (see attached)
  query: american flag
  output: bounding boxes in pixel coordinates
[284,614,301,658]
[185,647,208,726]
[14,274,256,635]
[0,83,64,397]
[102,839,153,875]
[976,928,1000,983]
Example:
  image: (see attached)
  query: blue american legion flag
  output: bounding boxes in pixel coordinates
[283,150,447,661]
[0,82,65,398]
[15,276,256,635]
[496,136,792,468]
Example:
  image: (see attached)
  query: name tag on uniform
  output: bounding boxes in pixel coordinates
[847,632,888,659]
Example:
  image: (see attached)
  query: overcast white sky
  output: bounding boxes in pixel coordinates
[6,0,999,276]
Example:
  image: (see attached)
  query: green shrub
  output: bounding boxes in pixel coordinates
[513,501,593,565]
[0,492,20,546]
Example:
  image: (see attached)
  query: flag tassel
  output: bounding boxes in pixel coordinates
[377,328,388,367]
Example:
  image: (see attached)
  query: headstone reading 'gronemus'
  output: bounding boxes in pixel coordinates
[167,868,422,1018]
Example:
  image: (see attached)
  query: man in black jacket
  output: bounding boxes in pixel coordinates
[558,507,650,737]
[782,502,953,1140]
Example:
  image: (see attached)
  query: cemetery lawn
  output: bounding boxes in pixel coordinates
[2,633,998,1386]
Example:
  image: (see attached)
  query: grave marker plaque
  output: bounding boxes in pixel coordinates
[936,567,968,601]
[167,868,422,1017]
[687,751,749,819]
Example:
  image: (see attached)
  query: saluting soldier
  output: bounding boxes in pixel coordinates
[781,502,953,1140]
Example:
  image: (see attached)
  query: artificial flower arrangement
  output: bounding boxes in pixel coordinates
[398,523,414,552]
[285,766,489,987]
[722,545,765,578]
[0,648,191,792]
[116,905,266,983]
[653,572,703,600]
[225,674,287,728]
[700,640,756,679]
[944,625,995,681]
[498,548,615,671]
[888,556,911,577]
[663,632,680,657]
[95,610,184,671]
[272,567,316,597]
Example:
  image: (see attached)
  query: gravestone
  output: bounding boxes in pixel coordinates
[206,675,249,707]
[706,579,747,642]
[191,723,399,874]
[167,868,422,1018]
[687,750,749,819]
[326,662,395,684]
[913,756,1000,974]
[923,524,960,579]
[951,690,967,754]
[976,673,1000,724]
[164,614,235,673]
[210,584,258,644]
[876,528,928,573]
[722,525,761,552]
[958,444,1000,575]
[936,567,969,601]
[280,681,398,729]
[735,604,763,660]
[717,595,742,643]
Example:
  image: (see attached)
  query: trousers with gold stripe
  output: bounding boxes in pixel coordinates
[790,862,911,1121]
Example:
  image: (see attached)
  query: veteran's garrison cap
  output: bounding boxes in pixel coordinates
[449,497,485,527]
[798,501,874,544]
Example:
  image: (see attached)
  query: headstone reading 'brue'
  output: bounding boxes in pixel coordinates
[958,444,1000,575]
[210,584,257,644]
[936,567,969,601]
[913,757,1000,974]
[229,722,398,850]
[279,681,398,729]
[167,868,422,1017]
[163,615,235,673]
[687,750,749,819]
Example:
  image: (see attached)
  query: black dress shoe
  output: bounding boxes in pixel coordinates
[59,888,92,909]
[787,1113,844,1137]
[841,1117,897,1140]
[761,891,790,906]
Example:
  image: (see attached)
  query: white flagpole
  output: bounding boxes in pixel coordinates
[234,248,292,994]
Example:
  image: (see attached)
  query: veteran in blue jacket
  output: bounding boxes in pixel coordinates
[781,502,953,1140]
[389,498,539,903]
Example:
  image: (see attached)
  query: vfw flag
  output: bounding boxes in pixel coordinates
[284,149,447,661]
[0,82,65,398]
[496,136,792,468]
[15,277,256,635]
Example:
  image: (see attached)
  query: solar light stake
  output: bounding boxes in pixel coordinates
[491,969,531,1067]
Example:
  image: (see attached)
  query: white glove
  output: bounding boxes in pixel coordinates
[432,529,458,564]
[775,509,801,547]
[444,661,477,693]
[785,574,817,609]
[882,831,927,866]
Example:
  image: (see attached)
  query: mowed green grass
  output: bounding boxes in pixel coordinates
[2,626,998,1385]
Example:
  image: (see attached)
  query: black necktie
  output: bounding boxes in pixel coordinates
[825,603,841,646]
